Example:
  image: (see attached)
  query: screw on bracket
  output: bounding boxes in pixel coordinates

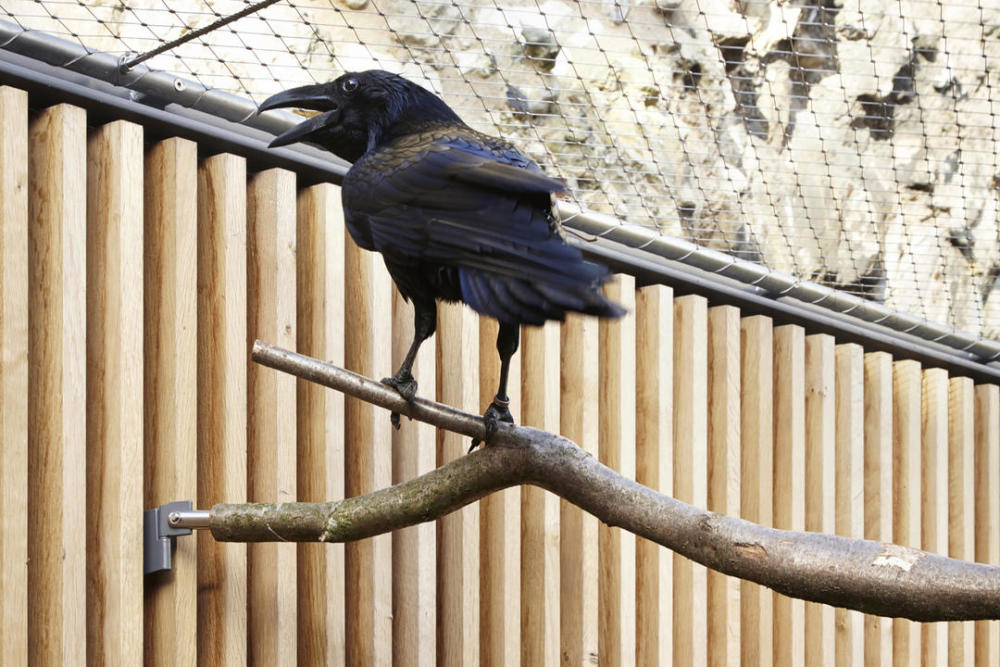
[144,500,195,575]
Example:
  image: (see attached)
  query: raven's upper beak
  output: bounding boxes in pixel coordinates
[259,84,337,148]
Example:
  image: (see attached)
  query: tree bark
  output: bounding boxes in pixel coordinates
[211,340,1000,622]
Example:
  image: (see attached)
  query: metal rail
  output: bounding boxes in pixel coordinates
[3,19,1000,382]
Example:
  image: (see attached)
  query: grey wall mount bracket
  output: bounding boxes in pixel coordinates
[144,500,194,575]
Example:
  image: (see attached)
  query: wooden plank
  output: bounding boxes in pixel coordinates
[27,102,88,667]
[835,343,864,667]
[142,137,198,667]
[85,120,145,665]
[892,360,922,667]
[520,321,560,667]
[196,153,248,665]
[948,377,975,667]
[343,242,393,666]
[560,311,599,666]
[922,368,949,666]
[0,85,28,666]
[864,352,893,667]
[393,286,437,667]
[707,305,740,667]
[673,294,708,667]
[478,317,518,667]
[435,301,479,667]
[598,275,637,666]
[295,183,346,665]
[804,334,836,667]
[247,168,298,666]
[973,384,1000,667]
[740,315,773,667]
[635,284,673,667]
[773,325,806,667]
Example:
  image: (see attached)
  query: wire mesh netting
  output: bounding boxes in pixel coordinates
[5,0,1000,339]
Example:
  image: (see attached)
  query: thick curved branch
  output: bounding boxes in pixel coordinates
[218,340,1000,622]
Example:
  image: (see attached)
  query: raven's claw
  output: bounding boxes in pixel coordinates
[470,396,514,451]
[382,372,418,401]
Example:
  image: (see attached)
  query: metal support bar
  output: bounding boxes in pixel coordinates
[143,500,196,575]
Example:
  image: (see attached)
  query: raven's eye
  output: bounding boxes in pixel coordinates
[341,77,359,94]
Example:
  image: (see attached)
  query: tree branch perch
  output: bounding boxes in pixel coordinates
[218,340,1000,622]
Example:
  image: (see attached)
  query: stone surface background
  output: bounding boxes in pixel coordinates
[7,0,1000,338]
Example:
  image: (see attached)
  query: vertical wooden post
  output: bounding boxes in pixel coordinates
[948,377,975,666]
[247,168,298,666]
[835,344,864,667]
[0,85,28,666]
[296,183,346,664]
[598,275,637,666]
[805,334,835,667]
[436,301,480,666]
[673,294,708,667]
[740,316,773,667]
[922,368,949,666]
[197,153,248,665]
[143,137,198,667]
[892,360,922,667]
[560,310,600,666]
[520,321,561,666]
[707,305,741,667]
[27,103,88,667]
[974,384,1000,667]
[343,242,393,666]
[864,352,893,667]
[85,119,145,665]
[635,284,673,667]
[393,286,437,667]
[479,317,519,667]
[774,325,805,667]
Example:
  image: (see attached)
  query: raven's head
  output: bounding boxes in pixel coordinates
[258,70,462,162]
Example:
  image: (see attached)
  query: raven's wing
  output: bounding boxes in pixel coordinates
[344,135,622,323]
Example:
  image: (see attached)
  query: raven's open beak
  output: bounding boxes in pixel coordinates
[259,84,337,148]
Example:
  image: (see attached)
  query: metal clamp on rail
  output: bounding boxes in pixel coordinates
[143,501,207,575]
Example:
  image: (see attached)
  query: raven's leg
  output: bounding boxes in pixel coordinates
[476,322,519,446]
[383,298,436,427]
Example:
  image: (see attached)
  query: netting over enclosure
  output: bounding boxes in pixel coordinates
[6,0,1000,338]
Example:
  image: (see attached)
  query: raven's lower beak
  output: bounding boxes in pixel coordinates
[258,84,335,113]
[266,110,336,148]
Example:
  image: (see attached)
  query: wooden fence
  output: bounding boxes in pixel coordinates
[1,86,999,665]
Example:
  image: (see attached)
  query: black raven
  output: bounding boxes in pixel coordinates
[260,70,624,439]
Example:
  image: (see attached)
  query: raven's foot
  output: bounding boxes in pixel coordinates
[470,394,514,451]
[382,371,418,430]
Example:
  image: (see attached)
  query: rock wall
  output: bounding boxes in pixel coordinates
[11,0,1000,337]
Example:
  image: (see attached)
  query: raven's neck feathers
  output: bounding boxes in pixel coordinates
[366,78,464,153]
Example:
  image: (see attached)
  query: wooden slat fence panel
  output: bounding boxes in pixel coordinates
[774,325,806,667]
[673,294,708,667]
[343,242,393,666]
[560,311,599,665]
[196,152,249,665]
[635,284,673,667]
[479,317,520,667]
[598,274,637,666]
[0,85,28,666]
[707,305,741,667]
[740,315,774,667]
[247,168,298,666]
[805,334,836,667]
[864,352,894,667]
[295,182,346,665]
[893,360,923,667]
[5,85,1000,667]
[27,103,88,667]
[143,136,198,667]
[520,321,561,666]
[392,286,437,667]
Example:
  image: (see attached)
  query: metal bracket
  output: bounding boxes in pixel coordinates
[144,500,194,575]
